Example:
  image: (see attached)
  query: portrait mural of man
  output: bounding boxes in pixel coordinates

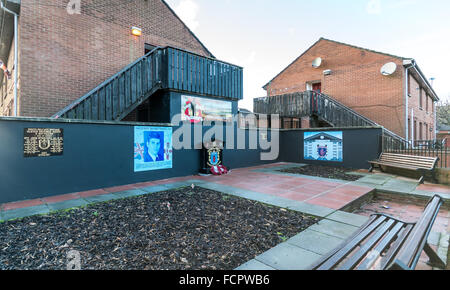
[144,131,164,162]
[134,126,172,172]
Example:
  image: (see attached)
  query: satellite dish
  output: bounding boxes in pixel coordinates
[312,57,322,68]
[380,62,397,76]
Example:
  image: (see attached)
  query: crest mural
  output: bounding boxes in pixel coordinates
[304,131,343,162]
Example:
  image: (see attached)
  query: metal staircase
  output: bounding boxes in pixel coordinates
[253,90,406,142]
[53,46,243,120]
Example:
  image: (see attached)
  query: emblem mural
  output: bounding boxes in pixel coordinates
[304,131,343,162]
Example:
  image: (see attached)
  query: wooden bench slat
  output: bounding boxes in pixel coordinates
[380,158,436,164]
[369,152,438,183]
[379,158,436,166]
[383,153,438,160]
[381,157,436,163]
[390,196,443,269]
[369,161,431,171]
[355,222,405,270]
[317,216,387,270]
[379,224,414,269]
[382,155,437,161]
[309,215,379,270]
[309,195,445,271]
[338,219,396,270]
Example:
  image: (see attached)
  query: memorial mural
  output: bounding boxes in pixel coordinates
[304,131,343,162]
[134,126,173,172]
[181,95,232,123]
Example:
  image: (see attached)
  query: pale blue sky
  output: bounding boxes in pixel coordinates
[166,0,450,110]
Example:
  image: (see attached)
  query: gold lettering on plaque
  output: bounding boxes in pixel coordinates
[24,128,64,157]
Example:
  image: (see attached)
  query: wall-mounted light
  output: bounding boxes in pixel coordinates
[131,27,142,36]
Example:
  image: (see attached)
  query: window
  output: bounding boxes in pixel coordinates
[408,118,411,141]
[419,122,423,140]
[414,120,417,141]
[419,88,423,109]
[426,95,429,112]
[424,123,428,140]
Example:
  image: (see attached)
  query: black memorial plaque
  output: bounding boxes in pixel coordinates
[24,128,64,157]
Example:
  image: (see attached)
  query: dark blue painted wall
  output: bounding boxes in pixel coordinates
[0,117,382,204]
[279,128,382,169]
[0,118,275,204]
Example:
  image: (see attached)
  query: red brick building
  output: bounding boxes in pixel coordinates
[0,0,214,118]
[437,124,450,148]
[262,38,439,141]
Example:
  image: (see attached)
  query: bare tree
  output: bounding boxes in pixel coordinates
[436,99,450,127]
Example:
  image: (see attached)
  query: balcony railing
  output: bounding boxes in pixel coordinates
[253,90,406,143]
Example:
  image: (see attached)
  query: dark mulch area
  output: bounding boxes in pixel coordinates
[279,165,362,181]
[0,186,318,270]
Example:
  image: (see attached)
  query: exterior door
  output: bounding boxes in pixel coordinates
[312,82,322,93]
[311,82,322,112]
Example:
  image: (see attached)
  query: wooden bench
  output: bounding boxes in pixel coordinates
[308,195,446,270]
[369,153,439,184]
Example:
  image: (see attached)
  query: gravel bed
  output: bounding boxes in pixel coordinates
[0,186,318,270]
[280,165,362,181]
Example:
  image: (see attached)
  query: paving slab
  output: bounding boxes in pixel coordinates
[286,229,344,255]
[83,193,121,204]
[307,219,359,240]
[357,175,393,185]
[2,205,50,221]
[47,198,88,212]
[427,231,440,246]
[113,189,149,199]
[234,259,276,270]
[325,211,370,227]
[140,185,171,194]
[437,233,449,263]
[254,242,322,270]
[185,179,207,185]
[378,179,418,193]
[257,169,349,184]
[162,182,190,190]
[287,202,336,218]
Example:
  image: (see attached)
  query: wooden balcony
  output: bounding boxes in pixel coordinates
[53,46,243,120]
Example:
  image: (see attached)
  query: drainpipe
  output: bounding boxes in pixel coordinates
[1,1,18,117]
[403,59,416,147]
[433,101,437,141]
[411,108,414,149]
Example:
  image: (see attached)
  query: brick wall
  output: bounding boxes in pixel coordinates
[407,75,435,140]
[265,39,410,138]
[18,0,213,117]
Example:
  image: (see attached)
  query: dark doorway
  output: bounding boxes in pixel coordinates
[312,82,322,93]
[145,43,157,54]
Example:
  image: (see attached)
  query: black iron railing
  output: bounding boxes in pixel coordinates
[53,47,243,121]
[382,135,449,168]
